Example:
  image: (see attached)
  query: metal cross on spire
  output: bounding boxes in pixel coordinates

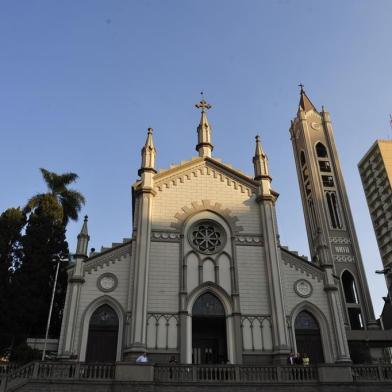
[195,92,212,113]
[298,83,305,93]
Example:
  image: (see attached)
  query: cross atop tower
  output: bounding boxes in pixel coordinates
[298,83,305,93]
[195,92,212,113]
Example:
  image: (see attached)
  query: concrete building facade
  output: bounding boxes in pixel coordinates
[358,141,392,285]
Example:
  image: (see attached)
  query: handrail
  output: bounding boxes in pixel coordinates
[154,364,318,383]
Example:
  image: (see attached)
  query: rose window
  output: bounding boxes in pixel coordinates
[189,220,226,254]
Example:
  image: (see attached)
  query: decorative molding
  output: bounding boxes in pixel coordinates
[311,122,321,130]
[241,315,272,325]
[234,234,264,246]
[333,255,355,263]
[97,272,118,293]
[188,220,227,255]
[151,230,181,242]
[171,199,244,234]
[330,237,351,244]
[154,159,256,197]
[147,312,179,322]
[294,279,313,298]
[84,244,131,273]
[146,313,179,351]
[281,248,324,282]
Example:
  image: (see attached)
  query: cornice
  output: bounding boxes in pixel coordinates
[280,246,324,282]
[83,242,132,273]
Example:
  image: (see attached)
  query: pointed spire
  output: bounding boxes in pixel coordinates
[195,93,213,158]
[139,128,157,175]
[298,84,317,112]
[76,215,90,257]
[253,135,270,180]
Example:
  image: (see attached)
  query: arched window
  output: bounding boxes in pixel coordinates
[294,311,324,363]
[86,304,119,362]
[316,142,328,158]
[342,271,359,303]
[192,292,225,317]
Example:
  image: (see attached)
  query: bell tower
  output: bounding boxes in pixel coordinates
[289,86,377,331]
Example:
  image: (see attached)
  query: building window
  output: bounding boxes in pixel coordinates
[316,142,328,158]
[189,220,226,255]
[319,160,331,172]
[342,271,359,303]
[308,199,317,238]
[348,308,364,330]
[326,192,343,229]
[322,175,334,187]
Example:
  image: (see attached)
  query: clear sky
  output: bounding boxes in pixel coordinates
[1,1,391,316]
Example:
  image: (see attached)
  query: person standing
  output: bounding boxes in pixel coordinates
[136,352,148,363]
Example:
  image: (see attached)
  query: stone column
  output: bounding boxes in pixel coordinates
[258,195,290,362]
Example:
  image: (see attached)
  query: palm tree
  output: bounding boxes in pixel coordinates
[26,168,85,225]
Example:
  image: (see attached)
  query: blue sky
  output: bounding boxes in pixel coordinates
[1,1,391,316]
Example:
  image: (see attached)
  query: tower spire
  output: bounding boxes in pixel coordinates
[139,128,157,175]
[195,92,213,158]
[298,84,317,112]
[75,215,89,258]
[253,135,269,180]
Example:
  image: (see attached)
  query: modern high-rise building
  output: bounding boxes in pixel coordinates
[358,140,392,303]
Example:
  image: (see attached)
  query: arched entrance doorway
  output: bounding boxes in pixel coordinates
[192,292,227,364]
[86,304,119,362]
[295,310,324,363]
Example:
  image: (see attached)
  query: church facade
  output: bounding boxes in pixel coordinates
[57,90,387,365]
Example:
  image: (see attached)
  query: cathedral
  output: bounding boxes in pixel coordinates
[57,88,391,365]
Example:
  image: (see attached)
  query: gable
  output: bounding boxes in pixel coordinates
[150,157,262,233]
[153,157,258,196]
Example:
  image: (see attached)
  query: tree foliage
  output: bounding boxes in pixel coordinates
[0,208,26,350]
[26,168,85,225]
[0,169,85,354]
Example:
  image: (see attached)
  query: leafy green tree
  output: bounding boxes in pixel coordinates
[16,196,69,337]
[1,169,85,350]
[26,168,85,225]
[0,208,25,350]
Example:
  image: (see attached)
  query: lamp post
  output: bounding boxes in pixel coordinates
[375,267,392,314]
[41,255,67,361]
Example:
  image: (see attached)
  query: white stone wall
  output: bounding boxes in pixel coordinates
[281,258,329,316]
[236,246,270,314]
[72,249,132,354]
[147,241,180,313]
[152,164,261,233]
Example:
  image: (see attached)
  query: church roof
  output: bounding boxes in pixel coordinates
[299,87,317,112]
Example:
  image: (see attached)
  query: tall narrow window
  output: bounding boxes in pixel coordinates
[308,199,317,238]
[326,193,337,228]
[331,193,342,228]
[326,191,343,229]
[342,271,359,303]
[300,151,306,167]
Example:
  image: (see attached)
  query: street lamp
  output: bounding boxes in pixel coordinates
[41,255,68,361]
[375,267,392,307]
